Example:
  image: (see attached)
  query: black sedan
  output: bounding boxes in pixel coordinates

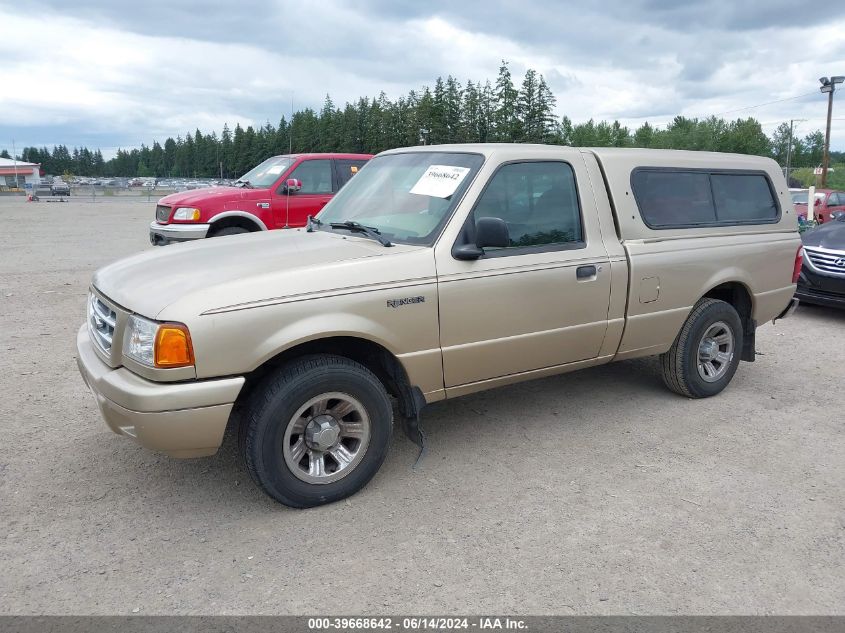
[797,212,845,308]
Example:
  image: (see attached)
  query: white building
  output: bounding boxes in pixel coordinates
[0,157,41,192]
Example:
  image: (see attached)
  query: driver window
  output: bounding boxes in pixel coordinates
[473,161,583,249]
[286,160,333,194]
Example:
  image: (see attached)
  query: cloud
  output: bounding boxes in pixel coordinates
[1,0,844,155]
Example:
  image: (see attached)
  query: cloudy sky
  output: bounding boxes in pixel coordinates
[1,0,845,157]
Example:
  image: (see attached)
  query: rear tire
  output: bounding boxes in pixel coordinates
[660,298,743,398]
[239,355,393,508]
[211,226,249,238]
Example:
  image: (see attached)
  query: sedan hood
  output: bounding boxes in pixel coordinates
[802,219,845,250]
[93,229,429,319]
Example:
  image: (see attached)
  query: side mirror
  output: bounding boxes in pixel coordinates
[475,217,510,248]
[815,198,822,206]
[453,217,510,260]
[284,178,302,193]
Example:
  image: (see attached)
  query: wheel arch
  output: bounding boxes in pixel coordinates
[701,280,756,361]
[233,334,424,423]
[208,211,267,235]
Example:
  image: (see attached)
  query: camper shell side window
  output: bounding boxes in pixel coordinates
[630,168,781,229]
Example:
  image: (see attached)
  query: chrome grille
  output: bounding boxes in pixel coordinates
[88,293,117,353]
[155,204,171,223]
[804,247,845,277]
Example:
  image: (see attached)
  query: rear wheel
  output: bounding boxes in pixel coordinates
[660,298,743,398]
[239,355,393,508]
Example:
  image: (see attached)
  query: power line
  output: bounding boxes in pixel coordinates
[706,91,818,118]
[648,90,821,129]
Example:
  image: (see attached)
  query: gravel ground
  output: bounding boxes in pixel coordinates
[0,197,843,615]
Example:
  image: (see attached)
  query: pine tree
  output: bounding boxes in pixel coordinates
[444,76,463,142]
[535,76,558,142]
[517,68,538,141]
[494,61,519,141]
[478,80,496,142]
[462,80,481,142]
[430,77,448,144]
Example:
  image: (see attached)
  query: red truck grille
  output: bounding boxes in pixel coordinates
[155,205,171,223]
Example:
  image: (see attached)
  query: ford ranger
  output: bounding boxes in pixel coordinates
[77,144,801,507]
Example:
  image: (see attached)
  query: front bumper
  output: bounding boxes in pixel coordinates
[149,221,211,246]
[76,326,245,457]
[796,266,845,309]
[795,286,845,308]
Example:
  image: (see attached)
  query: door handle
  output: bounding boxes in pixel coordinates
[576,265,597,279]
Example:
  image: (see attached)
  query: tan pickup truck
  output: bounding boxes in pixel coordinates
[77,144,802,507]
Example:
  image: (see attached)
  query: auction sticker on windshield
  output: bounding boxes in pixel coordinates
[410,165,471,198]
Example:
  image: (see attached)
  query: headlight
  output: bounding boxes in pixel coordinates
[173,207,201,221]
[123,314,194,368]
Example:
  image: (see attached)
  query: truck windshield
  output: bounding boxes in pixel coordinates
[236,156,294,188]
[316,151,484,245]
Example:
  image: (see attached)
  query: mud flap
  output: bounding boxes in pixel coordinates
[399,386,428,469]
[741,317,756,362]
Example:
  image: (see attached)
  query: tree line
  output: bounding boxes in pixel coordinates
[5,62,841,179]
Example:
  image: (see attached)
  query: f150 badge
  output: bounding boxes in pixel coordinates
[387,296,425,308]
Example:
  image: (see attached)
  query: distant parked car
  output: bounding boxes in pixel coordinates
[796,213,845,308]
[149,153,372,245]
[50,179,70,196]
[793,188,845,224]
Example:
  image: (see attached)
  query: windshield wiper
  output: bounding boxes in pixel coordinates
[234,179,253,188]
[329,220,392,247]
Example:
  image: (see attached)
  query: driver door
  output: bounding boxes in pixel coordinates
[436,157,612,388]
[271,159,335,228]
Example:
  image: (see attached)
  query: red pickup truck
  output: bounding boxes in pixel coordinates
[792,188,845,224]
[150,153,372,245]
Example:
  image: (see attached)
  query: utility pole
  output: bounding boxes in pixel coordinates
[819,76,844,187]
[12,139,19,190]
[785,118,806,185]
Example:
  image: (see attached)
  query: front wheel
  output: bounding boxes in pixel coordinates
[211,226,249,238]
[660,298,743,398]
[239,355,393,508]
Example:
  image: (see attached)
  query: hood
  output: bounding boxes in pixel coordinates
[158,186,267,207]
[801,218,845,250]
[92,229,430,319]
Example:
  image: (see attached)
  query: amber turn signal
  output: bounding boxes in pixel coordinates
[154,324,195,368]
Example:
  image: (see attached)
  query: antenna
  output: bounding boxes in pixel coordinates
[285,91,293,228]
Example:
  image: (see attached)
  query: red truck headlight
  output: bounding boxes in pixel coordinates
[173,207,201,221]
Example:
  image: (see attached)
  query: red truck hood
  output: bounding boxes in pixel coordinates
[158,186,268,207]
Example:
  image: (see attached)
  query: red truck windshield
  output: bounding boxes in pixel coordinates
[236,156,294,188]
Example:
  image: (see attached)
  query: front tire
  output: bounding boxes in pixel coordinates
[240,355,393,508]
[211,226,249,238]
[660,298,743,398]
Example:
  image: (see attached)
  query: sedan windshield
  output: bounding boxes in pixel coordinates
[316,151,484,244]
[236,156,294,188]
